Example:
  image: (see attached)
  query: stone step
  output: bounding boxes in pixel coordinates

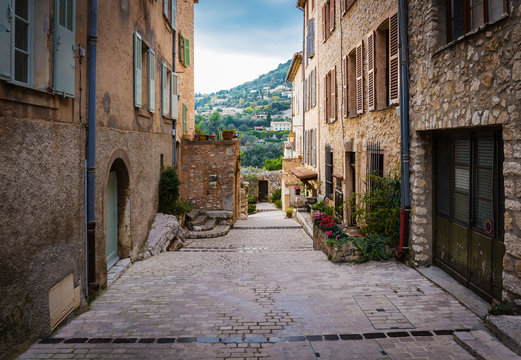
[454,330,521,360]
[184,225,231,239]
[202,218,217,231]
[186,208,201,221]
[191,214,208,226]
[487,315,521,356]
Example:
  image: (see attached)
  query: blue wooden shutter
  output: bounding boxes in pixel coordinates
[184,38,190,66]
[148,49,155,113]
[171,0,176,30]
[0,0,12,80]
[170,72,178,119]
[161,63,168,116]
[134,32,142,108]
[163,0,168,18]
[54,0,76,97]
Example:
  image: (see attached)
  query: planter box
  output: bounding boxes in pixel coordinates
[313,224,363,263]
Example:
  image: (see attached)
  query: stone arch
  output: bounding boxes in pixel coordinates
[103,149,132,264]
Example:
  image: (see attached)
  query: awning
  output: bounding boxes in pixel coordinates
[290,167,318,180]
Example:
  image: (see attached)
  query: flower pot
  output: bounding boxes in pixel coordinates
[286,212,293,218]
[183,134,192,140]
[222,132,234,140]
[201,135,209,140]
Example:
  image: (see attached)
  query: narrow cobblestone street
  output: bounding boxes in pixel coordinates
[19,211,484,359]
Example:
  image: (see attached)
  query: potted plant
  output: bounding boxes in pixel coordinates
[294,185,301,196]
[222,129,235,140]
[194,126,204,140]
[210,134,216,140]
[285,208,294,218]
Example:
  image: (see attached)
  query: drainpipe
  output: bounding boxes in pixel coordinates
[173,31,177,169]
[297,3,305,162]
[397,0,410,260]
[87,0,98,292]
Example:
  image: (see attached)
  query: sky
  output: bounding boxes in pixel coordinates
[194,0,302,95]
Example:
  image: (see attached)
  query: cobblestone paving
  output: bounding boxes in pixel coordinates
[19,211,481,359]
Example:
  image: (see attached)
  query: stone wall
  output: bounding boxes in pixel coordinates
[180,140,241,221]
[314,0,400,209]
[408,0,521,307]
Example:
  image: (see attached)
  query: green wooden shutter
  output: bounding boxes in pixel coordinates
[182,103,187,134]
[0,0,12,80]
[170,72,178,119]
[54,0,76,97]
[148,49,155,113]
[134,32,142,108]
[171,0,176,30]
[161,63,168,116]
[184,38,190,67]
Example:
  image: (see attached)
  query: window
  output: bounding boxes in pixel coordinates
[323,66,337,123]
[343,49,357,117]
[170,72,178,119]
[367,14,399,111]
[340,0,356,15]
[446,0,507,42]
[178,32,190,67]
[321,0,335,42]
[134,32,155,111]
[366,141,384,193]
[325,145,333,198]
[306,19,315,58]
[163,0,177,29]
[0,0,76,96]
[304,68,317,112]
[355,42,364,114]
[161,63,169,116]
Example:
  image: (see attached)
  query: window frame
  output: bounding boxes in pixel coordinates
[10,0,34,87]
[446,0,508,43]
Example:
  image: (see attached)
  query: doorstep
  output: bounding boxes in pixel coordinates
[107,258,131,287]
[415,265,490,318]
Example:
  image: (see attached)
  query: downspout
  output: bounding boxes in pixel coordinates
[173,32,177,169]
[297,3,305,163]
[87,0,98,292]
[397,0,410,260]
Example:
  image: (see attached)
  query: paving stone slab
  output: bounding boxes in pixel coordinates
[454,330,521,360]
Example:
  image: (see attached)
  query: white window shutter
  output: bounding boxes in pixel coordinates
[134,32,142,108]
[54,0,76,97]
[161,63,168,116]
[170,72,178,119]
[0,0,12,80]
[148,49,155,113]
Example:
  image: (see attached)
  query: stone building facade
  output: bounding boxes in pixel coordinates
[407,0,519,306]
[287,52,303,157]
[179,140,241,222]
[0,0,197,353]
[295,0,401,221]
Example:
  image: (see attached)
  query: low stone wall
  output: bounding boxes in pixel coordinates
[313,224,362,263]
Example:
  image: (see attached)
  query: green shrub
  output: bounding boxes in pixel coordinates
[311,200,326,212]
[274,199,282,208]
[264,156,283,171]
[248,204,256,214]
[174,199,192,217]
[271,188,282,201]
[489,303,514,315]
[158,167,181,215]
[247,196,256,204]
[351,174,400,244]
[351,234,392,261]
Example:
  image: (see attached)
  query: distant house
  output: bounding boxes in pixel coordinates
[270,121,291,132]
[254,126,265,131]
[281,91,292,98]
[253,114,268,120]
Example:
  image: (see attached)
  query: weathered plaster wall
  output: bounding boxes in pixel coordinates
[179,140,241,221]
[0,0,89,348]
[408,0,521,307]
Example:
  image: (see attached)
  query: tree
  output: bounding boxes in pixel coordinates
[208,111,223,134]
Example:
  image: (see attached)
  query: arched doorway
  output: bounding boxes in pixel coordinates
[105,158,131,271]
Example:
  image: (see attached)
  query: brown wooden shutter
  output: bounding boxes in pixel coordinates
[330,0,335,33]
[322,5,327,42]
[367,31,376,111]
[340,0,345,15]
[331,66,337,121]
[389,12,399,105]
[324,74,328,123]
[356,42,364,115]
[342,55,348,118]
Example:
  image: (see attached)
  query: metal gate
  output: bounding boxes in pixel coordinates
[434,130,504,301]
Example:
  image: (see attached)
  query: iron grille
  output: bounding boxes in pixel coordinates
[366,141,384,193]
[325,145,333,198]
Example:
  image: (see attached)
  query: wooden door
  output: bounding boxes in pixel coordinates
[435,130,504,301]
[106,171,119,270]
